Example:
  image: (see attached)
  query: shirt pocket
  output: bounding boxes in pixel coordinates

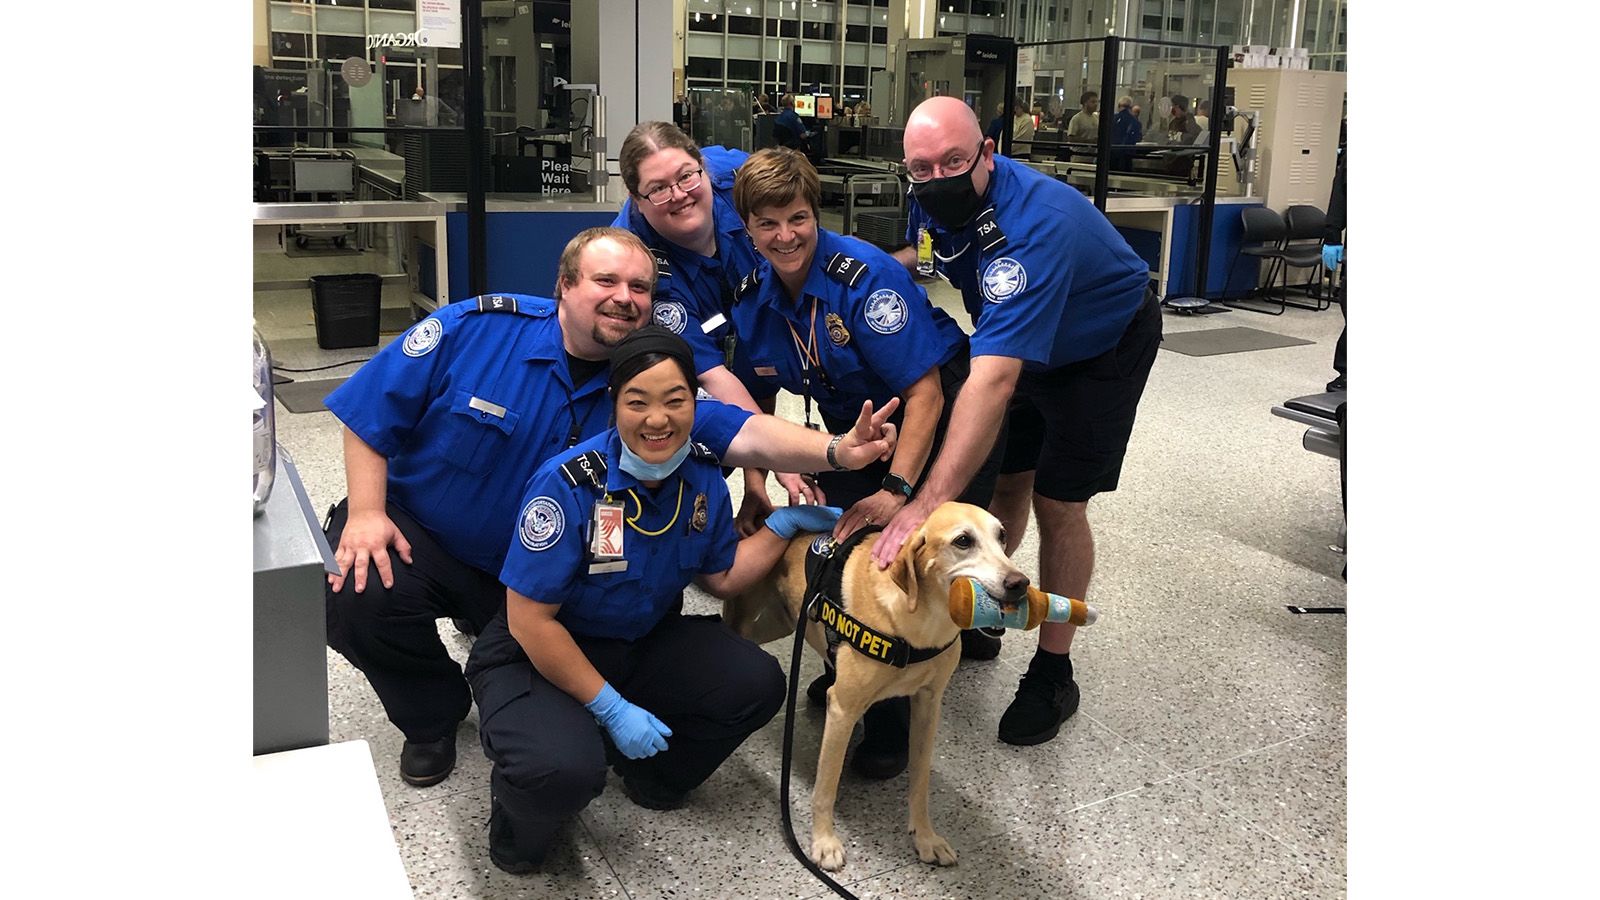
[444,389,522,475]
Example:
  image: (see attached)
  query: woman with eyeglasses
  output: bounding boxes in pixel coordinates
[614,121,823,535]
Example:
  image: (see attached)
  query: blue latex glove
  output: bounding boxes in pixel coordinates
[585,682,671,759]
[764,504,844,539]
[1322,244,1343,270]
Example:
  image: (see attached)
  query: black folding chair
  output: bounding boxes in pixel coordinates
[1223,206,1291,315]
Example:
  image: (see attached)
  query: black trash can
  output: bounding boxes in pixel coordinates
[310,273,382,349]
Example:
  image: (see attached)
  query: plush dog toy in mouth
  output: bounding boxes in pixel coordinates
[947,577,1099,631]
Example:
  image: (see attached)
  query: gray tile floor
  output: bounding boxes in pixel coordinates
[256,216,1347,899]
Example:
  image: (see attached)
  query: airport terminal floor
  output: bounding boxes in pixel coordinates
[256,210,1348,898]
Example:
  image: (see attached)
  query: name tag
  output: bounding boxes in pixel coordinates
[588,559,628,574]
[754,366,779,377]
[468,396,506,418]
[701,312,727,333]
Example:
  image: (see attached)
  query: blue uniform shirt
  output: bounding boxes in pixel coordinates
[324,294,753,573]
[613,146,760,378]
[498,430,738,642]
[732,229,966,423]
[906,154,1150,370]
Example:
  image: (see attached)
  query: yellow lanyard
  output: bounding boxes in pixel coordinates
[621,480,685,536]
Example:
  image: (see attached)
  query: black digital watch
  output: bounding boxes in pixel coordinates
[881,473,913,500]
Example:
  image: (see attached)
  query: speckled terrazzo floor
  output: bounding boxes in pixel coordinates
[256,210,1347,899]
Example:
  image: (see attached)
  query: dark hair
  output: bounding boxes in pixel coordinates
[1171,95,1191,112]
[607,325,700,401]
[619,121,705,197]
[1080,91,1098,105]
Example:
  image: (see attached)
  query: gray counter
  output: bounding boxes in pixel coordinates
[253,453,338,756]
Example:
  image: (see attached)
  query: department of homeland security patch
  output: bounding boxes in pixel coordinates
[518,497,564,551]
[810,533,836,557]
[402,318,444,357]
[981,257,1028,303]
[653,300,688,334]
[864,289,908,335]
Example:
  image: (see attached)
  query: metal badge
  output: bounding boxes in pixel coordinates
[825,312,851,347]
[692,492,708,532]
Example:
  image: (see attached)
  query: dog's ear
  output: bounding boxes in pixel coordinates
[889,534,925,612]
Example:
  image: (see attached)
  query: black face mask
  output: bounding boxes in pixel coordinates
[910,158,988,231]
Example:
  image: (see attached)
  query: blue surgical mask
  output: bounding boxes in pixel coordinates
[618,437,692,482]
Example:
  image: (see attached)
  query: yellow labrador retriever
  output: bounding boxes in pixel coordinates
[726,502,1032,872]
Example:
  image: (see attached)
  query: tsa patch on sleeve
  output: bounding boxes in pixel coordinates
[653,300,688,334]
[980,257,1028,304]
[863,289,908,335]
[402,318,444,357]
[518,497,565,552]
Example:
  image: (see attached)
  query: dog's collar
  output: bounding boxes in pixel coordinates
[804,527,959,669]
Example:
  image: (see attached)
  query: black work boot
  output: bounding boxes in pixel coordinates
[997,650,1080,746]
[488,798,541,875]
[619,772,689,811]
[806,666,836,707]
[400,735,457,787]
[959,626,1005,660]
[850,696,910,780]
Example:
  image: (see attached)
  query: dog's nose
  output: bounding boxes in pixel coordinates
[1003,571,1030,603]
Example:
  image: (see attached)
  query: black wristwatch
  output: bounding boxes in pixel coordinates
[881,473,913,500]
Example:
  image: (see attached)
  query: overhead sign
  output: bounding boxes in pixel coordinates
[532,1,571,33]
[341,56,373,87]
[418,0,462,49]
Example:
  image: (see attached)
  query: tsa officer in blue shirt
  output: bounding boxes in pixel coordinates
[323,227,900,790]
[730,147,1008,779]
[875,96,1163,749]
[612,122,822,530]
[463,326,854,874]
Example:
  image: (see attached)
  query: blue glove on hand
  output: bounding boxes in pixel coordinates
[585,682,671,760]
[1322,244,1343,270]
[764,504,844,539]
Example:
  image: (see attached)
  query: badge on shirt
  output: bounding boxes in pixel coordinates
[519,497,564,552]
[825,313,851,347]
[864,289,908,335]
[653,300,688,335]
[588,499,627,574]
[981,256,1028,304]
[692,493,708,532]
[402,318,443,357]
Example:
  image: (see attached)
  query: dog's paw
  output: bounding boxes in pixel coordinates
[912,829,958,867]
[810,833,847,871]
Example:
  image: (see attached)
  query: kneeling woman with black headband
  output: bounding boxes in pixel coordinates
[463,325,848,874]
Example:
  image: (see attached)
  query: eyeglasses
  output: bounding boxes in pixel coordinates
[905,142,984,183]
[641,168,704,206]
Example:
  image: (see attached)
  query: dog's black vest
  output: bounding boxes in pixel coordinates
[803,527,958,668]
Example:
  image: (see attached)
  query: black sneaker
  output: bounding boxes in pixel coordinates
[620,774,688,811]
[997,653,1080,746]
[451,617,478,638]
[806,667,836,707]
[488,799,540,875]
[400,735,457,787]
[849,697,909,780]
[959,627,1004,661]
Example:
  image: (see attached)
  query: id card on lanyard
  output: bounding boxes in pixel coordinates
[588,498,627,574]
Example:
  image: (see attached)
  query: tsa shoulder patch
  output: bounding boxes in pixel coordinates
[824,253,867,288]
[686,441,720,464]
[653,299,689,334]
[518,496,565,551]
[402,318,444,357]
[651,248,673,279]
[737,266,762,299]
[974,207,1007,253]
[864,288,908,335]
[559,450,608,489]
[980,256,1028,304]
[470,293,553,317]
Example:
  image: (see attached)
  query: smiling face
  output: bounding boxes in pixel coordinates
[615,357,695,466]
[746,196,818,297]
[917,503,1030,607]
[557,237,655,360]
[633,146,714,252]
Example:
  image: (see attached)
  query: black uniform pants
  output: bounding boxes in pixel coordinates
[815,350,1004,510]
[323,499,505,742]
[468,615,785,862]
